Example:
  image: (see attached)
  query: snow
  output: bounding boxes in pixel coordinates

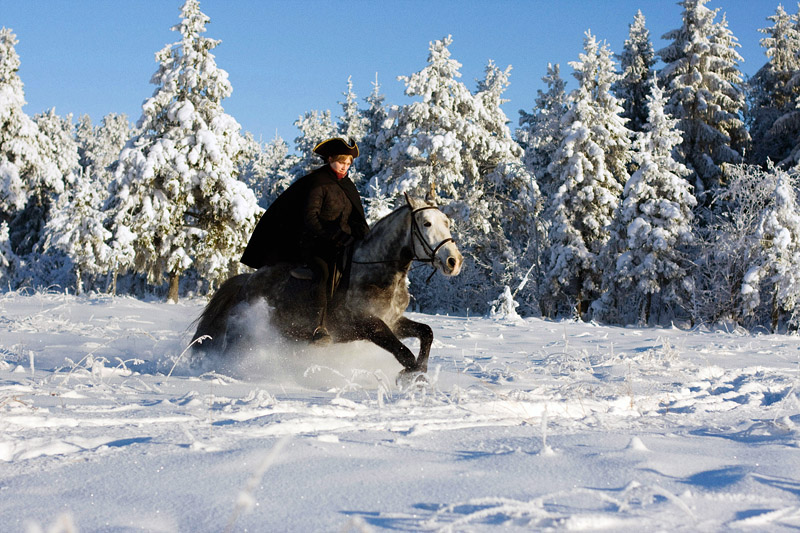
[1,291,799,532]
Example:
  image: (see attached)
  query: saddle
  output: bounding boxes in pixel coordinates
[289,266,314,280]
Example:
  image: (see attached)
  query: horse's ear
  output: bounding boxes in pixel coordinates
[404,192,413,208]
[424,191,437,207]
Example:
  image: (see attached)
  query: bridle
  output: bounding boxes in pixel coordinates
[408,206,455,265]
[353,205,456,276]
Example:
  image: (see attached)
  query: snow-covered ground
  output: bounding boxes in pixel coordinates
[1,291,799,532]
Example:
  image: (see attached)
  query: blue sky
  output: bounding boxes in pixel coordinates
[2,1,784,144]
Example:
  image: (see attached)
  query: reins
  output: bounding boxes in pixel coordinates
[352,205,455,282]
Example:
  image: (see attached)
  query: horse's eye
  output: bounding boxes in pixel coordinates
[424,222,432,227]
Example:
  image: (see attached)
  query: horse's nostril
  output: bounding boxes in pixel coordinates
[447,257,456,269]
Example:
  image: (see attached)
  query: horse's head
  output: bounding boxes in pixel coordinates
[405,193,463,277]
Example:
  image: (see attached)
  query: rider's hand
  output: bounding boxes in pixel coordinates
[336,231,354,248]
[330,229,354,248]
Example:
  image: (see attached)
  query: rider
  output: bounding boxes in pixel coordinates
[240,137,369,345]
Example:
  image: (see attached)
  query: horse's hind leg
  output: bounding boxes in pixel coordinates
[343,316,419,370]
[394,316,434,373]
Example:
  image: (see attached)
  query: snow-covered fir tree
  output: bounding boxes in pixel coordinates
[44,171,112,295]
[658,0,748,202]
[613,10,656,133]
[107,0,260,301]
[543,32,632,318]
[289,109,337,177]
[336,76,369,185]
[595,78,695,324]
[10,107,80,259]
[373,36,539,313]
[359,75,396,223]
[470,59,543,314]
[50,112,133,294]
[34,109,80,191]
[238,132,297,209]
[740,168,800,330]
[76,113,131,188]
[0,28,65,258]
[375,35,473,203]
[749,4,800,167]
[74,114,95,174]
[0,221,16,286]
[517,63,567,199]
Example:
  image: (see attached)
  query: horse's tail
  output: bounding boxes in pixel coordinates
[191,273,251,356]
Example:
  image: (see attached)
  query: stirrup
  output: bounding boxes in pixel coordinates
[290,266,314,280]
[311,326,332,345]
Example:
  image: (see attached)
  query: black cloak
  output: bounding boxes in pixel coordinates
[240,164,368,269]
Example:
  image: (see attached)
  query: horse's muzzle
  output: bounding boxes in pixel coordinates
[438,244,463,276]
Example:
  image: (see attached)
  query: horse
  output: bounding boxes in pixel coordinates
[190,194,463,374]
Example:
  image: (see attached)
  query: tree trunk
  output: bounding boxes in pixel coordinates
[75,267,83,296]
[772,289,779,333]
[106,270,118,295]
[168,271,180,303]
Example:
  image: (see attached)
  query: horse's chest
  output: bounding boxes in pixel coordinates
[351,275,409,324]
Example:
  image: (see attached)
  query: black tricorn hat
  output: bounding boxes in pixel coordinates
[313,137,359,159]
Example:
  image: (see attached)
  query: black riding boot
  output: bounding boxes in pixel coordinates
[309,257,332,345]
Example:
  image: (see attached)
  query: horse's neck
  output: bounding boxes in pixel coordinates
[354,208,412,268]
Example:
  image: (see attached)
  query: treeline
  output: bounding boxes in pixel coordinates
[2,0,800,332]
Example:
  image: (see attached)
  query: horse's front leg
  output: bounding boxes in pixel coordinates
[337,315,419,371]
[393,316,433,373]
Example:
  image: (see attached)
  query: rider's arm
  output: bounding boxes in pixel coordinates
[303,185,328,238]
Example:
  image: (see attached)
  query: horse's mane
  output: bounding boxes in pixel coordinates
[361,198,437,246]
[361,204,412,247]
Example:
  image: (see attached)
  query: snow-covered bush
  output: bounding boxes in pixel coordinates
[691,163,800,330]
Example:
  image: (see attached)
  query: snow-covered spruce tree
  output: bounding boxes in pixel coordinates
[107,0,260,302]
[0,28,65,261]
[0,221,17,287]
[238,132,298,210]
[359,75,396,223]
[289,109,337,178]
[658,0,748,204]
[44,169,112,295]
[595,78,695,325]
[517,63,568,199]
[35,109,80,189]
[613,10,656,134]
[750,5,800,167]
[74,114,95,175]
[76,113,131,189]
[472,59,543,315]
[542,32,632,319]
[740,168,800,331]
[65,113,132,293]
[374,36,539,313]
[336,76,369,186]
[374,35,472,204]
[9,108,80,261]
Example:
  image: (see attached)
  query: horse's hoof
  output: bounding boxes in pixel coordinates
[311,327,332,346]
[396,369,427,388]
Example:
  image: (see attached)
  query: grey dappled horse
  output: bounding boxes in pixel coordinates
[191,195,463,374]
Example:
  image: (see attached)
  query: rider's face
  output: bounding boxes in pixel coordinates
[329,157,352,177]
